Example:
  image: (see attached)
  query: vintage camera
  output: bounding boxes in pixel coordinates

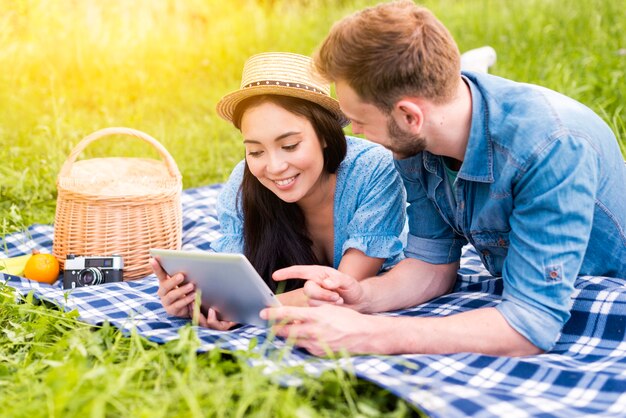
[63,254,123,289]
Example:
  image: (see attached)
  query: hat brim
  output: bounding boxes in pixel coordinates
[216,85,350,128]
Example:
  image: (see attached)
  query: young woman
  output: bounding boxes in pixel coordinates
[152,52,406,329]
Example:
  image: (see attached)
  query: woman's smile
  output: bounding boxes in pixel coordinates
[272,174,299,189]
[241,101,329,206]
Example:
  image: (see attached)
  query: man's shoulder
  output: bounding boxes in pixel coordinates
[465,72,605,131]
[465,72,615,165]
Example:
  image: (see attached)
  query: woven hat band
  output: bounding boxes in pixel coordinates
[243,80,328,96]
[239,52,331,96]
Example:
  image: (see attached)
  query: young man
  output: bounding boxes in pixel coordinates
[260,1,626,357]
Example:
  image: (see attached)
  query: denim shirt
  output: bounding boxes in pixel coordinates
[214,136,406,270]
[395,72,626,351]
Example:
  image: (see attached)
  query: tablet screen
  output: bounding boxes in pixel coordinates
[150,249,281,327]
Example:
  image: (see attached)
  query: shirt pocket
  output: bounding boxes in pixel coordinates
[471,230,510,276]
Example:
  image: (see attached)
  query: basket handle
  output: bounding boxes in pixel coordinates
[59,127,181,179]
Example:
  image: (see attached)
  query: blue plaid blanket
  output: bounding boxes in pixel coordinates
[2,184,625,417]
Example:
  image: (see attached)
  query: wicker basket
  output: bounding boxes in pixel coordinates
[53,127,182,280]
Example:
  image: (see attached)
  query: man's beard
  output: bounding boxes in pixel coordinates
[386,116,426,159]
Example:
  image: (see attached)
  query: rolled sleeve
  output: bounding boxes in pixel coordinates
[497,135,600,350]
[211,234,243,254]
[405,233,464,264]
[343,234,405,260]
[497,296,563,351]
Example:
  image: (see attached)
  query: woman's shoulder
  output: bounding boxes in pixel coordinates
[219,160,246,203]
[224,160,246,186]
[342,136,395,170]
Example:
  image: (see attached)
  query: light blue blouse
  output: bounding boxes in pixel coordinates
[212,136,407,271]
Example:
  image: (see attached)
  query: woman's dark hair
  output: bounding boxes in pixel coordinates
[232,94,347,292]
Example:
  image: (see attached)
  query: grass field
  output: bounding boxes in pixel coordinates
[1,0,625,416]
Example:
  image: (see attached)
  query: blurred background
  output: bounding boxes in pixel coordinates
[1,0,624,234]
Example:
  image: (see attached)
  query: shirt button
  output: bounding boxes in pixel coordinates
[497,238,506,247]
[549,270,559,279]
[482,250,490,257]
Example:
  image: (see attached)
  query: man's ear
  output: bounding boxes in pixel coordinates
[393,99,424,133]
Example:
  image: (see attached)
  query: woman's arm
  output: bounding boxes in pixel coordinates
[334,139,407,281]
[337,248,384,280]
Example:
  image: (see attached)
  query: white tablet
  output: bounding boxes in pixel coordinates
[149,249,281,327]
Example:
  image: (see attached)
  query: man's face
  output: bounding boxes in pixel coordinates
[385,115,427,159]
[336,79,426,158]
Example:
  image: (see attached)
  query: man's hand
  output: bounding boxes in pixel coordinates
[265,260,542,357]
[260,304,386,356]
[261,303,543,357]
[272,265,368,310]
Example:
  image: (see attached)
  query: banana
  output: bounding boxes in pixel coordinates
[0,254,33,276]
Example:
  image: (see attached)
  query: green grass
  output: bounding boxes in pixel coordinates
[1,0,624,416]
[0,284,413,417]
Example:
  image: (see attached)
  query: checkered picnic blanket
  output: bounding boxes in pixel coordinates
[2,184,625,417]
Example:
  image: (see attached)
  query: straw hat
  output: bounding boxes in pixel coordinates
[216,52,349,127]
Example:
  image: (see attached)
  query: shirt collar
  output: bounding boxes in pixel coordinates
[457,72,494,183]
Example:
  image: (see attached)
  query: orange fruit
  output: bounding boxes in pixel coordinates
[23,253,60,284]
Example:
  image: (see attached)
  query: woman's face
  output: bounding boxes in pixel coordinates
[241,101,328,204]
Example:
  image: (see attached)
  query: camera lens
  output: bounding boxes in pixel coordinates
[77,267,104,286]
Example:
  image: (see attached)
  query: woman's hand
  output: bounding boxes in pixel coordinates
[150,257,236,330]
[151,257,196,318]
[194,306,237,331]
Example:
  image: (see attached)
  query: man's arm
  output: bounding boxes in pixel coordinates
[358,257,458,313]
[375,307,542,356]
[261,303,542,357]
[266,260,542,357]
